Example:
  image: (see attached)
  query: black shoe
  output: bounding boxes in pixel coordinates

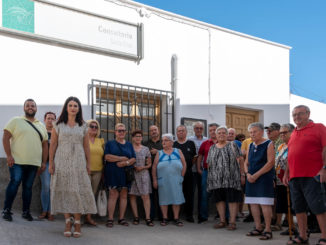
[2,209,12,221]
[198,218,208,224]
[243,214,254,222]
[186,216,195,223]
[282,219,289,227]
[22,211,33,221]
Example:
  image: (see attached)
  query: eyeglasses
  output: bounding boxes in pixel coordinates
[89,125,98,129]
[266,129,274,133]
[195,127,203,130]
[292,111,307,117]
[279,131,289,135]
[116,129,126,133]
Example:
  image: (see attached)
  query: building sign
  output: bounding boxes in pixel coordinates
[0,0,143,60]
[2,0,34,33]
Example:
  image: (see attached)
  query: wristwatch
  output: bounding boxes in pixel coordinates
[323,166,326,170]
[126,161,130,166]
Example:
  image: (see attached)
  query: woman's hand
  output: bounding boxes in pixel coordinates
[117,161,125,168]
[153,180,158,189]
[247,173,257,183]
[48,164,54,175]
[86,165,91,175]
[135,166,144,172]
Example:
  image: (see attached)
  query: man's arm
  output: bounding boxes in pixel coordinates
[2,130,14,167]
[318,146,326,183]
[41,141,48,171]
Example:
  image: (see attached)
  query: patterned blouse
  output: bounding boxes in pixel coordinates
[206,141,242,191]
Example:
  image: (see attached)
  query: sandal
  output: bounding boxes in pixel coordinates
[73,220,82,238]
[286,236,309,244]
[133,217,140,225]
[246,228,263,236]
[106,219,114,228]
[174,219,184,227]
[214,221,226,229]
[63,217,73,237]
[271,224,282,231]
[84,218,97,226]
[145,219,154,227]
[47,214,54,221]
[227,223,237,231]
[160,218,169,226]
[118,219,129,226]
[38,212,48,219]
[316,238,326,245]
[259,231,273,240]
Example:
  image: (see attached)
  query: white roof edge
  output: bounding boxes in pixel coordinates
[117,0,292,50]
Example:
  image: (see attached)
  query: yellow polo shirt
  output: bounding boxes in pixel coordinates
[4,116,48,167]
[89,138,105,171]
[241,138,253,153]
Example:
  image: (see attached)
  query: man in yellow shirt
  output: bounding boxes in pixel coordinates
[2,99,48,222]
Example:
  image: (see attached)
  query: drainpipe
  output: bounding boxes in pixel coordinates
[171,54,179,133]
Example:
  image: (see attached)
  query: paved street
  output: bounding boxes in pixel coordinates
[0,212,322,245]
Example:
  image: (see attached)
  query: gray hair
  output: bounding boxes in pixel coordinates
[216,126,228,135]
[162,133,174,141]
[176,125,187,131]
[193,121,204,129]
[281,123,295,133]
[293,105,310,113]
[248,122,264,131]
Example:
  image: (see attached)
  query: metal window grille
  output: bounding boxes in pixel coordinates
[90,79,175,142]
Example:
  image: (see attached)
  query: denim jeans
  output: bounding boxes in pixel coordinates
[200,169,209,219]
[40,162,51,212]
[4,164,38,212]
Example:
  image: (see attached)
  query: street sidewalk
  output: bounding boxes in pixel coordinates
[0,212,322,245]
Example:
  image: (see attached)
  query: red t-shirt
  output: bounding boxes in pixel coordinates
[288,121,326,179]
[198,139,215,169]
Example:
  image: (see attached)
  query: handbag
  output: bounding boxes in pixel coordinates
[97,181,107,217]
[116,141,135,183]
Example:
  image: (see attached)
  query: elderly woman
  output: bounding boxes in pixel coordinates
[104,123,136,227]
[273,124,295,233]
[244,122,275,240]
[206,126,245,230]
[129,130,153,226]
[84,119,105,226]
[152,134,186,227]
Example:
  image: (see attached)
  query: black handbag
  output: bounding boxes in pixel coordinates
[116,141,135,183]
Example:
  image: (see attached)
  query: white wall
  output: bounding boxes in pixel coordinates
[290,94,326,125]
[0,0,290,107]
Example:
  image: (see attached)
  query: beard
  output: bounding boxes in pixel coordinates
[25,110,36,117]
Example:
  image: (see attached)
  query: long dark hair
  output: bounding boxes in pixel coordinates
[56,96,84,126]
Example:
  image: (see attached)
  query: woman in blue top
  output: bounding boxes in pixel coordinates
[244,122,275,240]
[152,133,186,227]
[104,123,136,228]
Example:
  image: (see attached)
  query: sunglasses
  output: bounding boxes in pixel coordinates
[89,125,98,129]
[195,127,204,130]
[116,129,126,133]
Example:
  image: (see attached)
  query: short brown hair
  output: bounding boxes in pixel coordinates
[131,129,143,137]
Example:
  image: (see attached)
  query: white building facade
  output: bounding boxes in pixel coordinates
[0,0,292,157]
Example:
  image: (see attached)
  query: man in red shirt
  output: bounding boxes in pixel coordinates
[197,123,219,223]
[284,105,326,245]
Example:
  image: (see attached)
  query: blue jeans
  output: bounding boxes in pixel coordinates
[200,169,209,219]
[40,162,51,212]
[4,164,38,212]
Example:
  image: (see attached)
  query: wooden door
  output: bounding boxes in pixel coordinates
[226,107,259,138]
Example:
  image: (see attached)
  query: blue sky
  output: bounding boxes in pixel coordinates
[135,0,326,104]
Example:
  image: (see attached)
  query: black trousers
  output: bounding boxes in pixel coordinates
[183,171,194,218]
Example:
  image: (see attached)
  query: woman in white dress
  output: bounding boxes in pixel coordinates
[49,96,97,238]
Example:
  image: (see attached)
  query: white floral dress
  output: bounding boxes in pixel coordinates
[50,123,97,214]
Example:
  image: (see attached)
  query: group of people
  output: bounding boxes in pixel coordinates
[1,98,325,245]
